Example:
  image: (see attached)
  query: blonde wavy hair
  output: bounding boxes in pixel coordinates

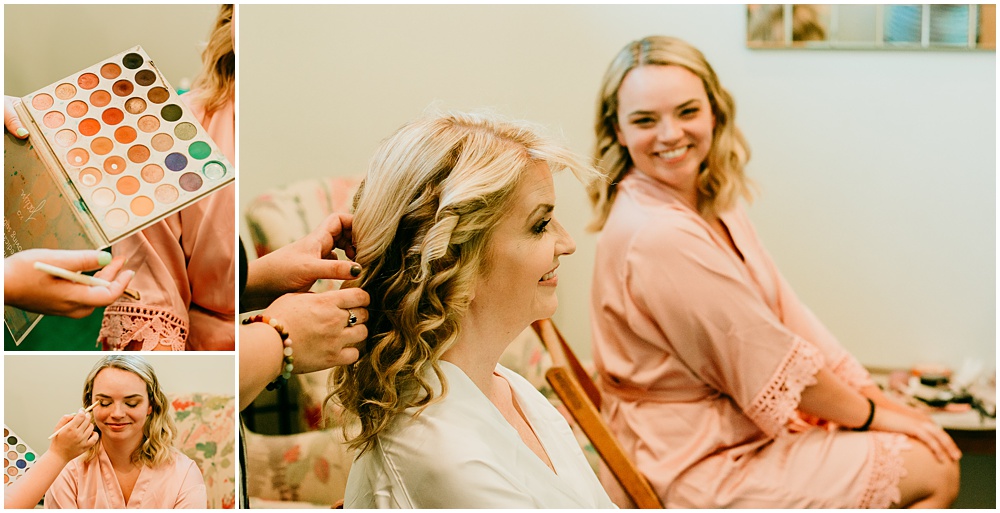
[330,111,591,455]
[82,356,176,467]
[190,4,234,116]
[588,35,753,231]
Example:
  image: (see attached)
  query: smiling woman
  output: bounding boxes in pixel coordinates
[329,111,613,508]
[43,356,207,509]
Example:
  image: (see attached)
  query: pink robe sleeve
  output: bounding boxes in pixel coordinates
[625,215,824,437]
[173,458,208,509]
[43,459,80,508]
[727,209,874,391]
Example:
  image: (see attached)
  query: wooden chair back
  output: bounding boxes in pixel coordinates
[530,319,663,509]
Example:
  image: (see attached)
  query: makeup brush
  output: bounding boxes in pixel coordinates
[33,261,141,301]
[48,401,98,440]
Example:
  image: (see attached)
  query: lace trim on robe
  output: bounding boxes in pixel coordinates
[830,353,875,390]
[857,432,910,508]
[99,303,187,351]
[745,338,825,437]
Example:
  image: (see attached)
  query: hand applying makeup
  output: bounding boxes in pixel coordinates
[4,248,134,318]
[4,95,29,138]
[3,411,98,509]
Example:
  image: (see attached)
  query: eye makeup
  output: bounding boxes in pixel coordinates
[4,45,234,343]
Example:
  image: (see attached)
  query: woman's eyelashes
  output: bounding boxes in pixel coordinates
[532,218,552,235]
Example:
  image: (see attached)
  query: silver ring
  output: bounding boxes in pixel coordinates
[346,309,358,328]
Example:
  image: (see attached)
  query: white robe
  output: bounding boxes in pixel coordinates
[344,361,616,509]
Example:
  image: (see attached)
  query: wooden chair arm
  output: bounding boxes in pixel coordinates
[545,367,663,508]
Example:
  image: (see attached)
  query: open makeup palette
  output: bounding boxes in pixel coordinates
[4,45,234,343]
[3,425,37,489]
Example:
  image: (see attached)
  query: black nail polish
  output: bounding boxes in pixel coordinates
[350,264,362,277]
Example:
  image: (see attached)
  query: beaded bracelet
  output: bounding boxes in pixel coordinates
[241,314,294,390]
[851,397,876,432]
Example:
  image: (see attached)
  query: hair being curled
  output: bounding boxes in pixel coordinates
[190,4,234,116]
[588,35,753,231]
[82,355,176,467]
[330,111,592,455]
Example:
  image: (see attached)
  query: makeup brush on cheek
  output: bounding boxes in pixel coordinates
[48,401,99,440]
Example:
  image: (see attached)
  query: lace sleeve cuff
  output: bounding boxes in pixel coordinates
[745,338,825,437]
[830,353,875,390]
[99,302,188,351]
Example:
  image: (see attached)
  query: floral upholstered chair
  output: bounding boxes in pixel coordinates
[169,392,238,509]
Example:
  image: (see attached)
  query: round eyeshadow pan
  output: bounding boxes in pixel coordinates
[32,93,54,110]
[112,80,134,97]
[161,104,183,122]
[117,175,140,195]
[89,90,112,107]
[124,97,147,115]
[130,196,154,216]
[66,148,89,166]
[115,126,137,144]
[164,153,187,172]
[92,187,115,207]
[173,122,197,141]
[90,137,114,156]
[43,111,65,129]
[202,161,227,180]
[105,208,129,228]
[141,164,164,183]
[147,87,169,104]
[102,108,124,125]
[135,69,156,86]
[77,73,99,90]
[155,184,179,203]
[151,133,173,152]
[188,141,211,160]
[66,100,88,118]
[100,63,121,79]
[137,115,160,133]
[79,168,102,187]
[54,83,77,100]
[179,172,203,192]
[104,156,126,175]
[54,129,78,147]
[79,118,101,137]
[127,145,150,163]
[122,53,143,69]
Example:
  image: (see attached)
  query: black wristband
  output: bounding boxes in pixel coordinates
[852,398,876,431]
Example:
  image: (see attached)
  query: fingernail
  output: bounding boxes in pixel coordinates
[97,251,112,266]
[350,264,362,277]
[15,128,29,138]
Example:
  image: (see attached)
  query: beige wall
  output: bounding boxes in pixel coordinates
[4,354,234,456]
[4,4,217,95]
[239,4,994,371]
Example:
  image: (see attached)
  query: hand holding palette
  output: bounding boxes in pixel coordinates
[4,45,234,343]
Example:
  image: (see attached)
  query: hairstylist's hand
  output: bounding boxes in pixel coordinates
[243,212,360,311]
[870,407,962,463]
[48,411,99,463]
[5,95,29,138]
[4,249,134,318]
[263,287,370,373]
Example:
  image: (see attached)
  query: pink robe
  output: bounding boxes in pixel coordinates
[99,91,235,351]
[44,445,207,509]
[590,169,909,508]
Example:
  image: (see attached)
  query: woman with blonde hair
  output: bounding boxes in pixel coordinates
[100,4,236,351]
[588,35,960,508]
[45,355,207,508]
[331,111,615,508]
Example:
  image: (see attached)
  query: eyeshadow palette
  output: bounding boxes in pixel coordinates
[3,425,37,488]
[4,45,234,343]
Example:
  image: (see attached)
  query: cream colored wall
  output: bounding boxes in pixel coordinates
[4,354,234,457]
[4,4,217,95]
[242,4,986,372]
